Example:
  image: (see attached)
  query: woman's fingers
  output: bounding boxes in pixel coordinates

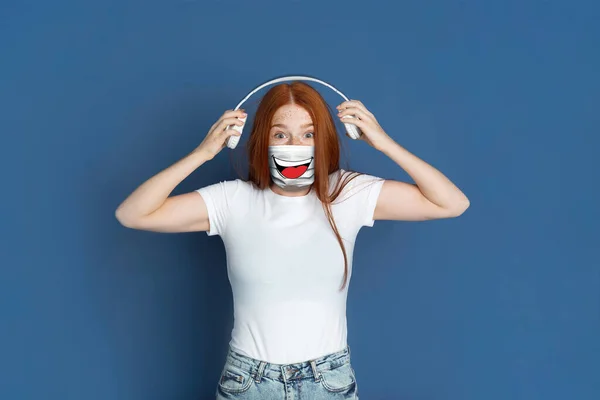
[338,107,373,123]
[337,100,375,118]
[213,115,246,134]
[211,109,246,131]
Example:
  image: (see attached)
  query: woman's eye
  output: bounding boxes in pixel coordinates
[275,132,285,139]
[305,132,314,138]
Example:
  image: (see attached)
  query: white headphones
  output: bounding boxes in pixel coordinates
[225,75,362,149]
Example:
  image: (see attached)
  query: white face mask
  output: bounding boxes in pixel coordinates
[268,145,315,190]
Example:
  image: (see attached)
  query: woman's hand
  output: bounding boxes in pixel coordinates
[336,100,393,151]
[194,109,247,160]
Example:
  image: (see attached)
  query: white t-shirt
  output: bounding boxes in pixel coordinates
[196,169,384,364]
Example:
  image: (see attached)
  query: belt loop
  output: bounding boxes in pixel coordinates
[310,360,322,382]
[254,361,267,383]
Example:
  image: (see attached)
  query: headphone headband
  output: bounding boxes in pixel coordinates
[226,75,361,149]
[232,75,351,110]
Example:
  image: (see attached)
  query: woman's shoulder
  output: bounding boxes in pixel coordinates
[328,168,385,200]
[327,168,354,185]
[196,178,256,199]
[328,168,383,186]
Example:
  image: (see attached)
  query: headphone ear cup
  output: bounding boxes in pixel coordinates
[343,121,362,140]
[225,120,246,149]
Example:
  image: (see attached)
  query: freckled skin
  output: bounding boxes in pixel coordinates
[269,104,315,146]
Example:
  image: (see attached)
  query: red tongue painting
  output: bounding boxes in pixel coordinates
[282,165,308,179]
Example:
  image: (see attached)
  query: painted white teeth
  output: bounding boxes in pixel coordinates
[273,156,313,167]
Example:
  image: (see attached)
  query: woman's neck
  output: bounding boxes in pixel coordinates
[269,183,312,197]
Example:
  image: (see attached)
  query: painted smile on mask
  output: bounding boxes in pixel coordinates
[272,156,314,179]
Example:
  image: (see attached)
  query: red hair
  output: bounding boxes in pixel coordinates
[245,81,360,291]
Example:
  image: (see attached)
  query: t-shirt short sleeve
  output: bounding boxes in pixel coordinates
[195,179,244,236]
[334,170,385,228]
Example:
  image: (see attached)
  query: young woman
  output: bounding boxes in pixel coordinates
[115,81,469,399]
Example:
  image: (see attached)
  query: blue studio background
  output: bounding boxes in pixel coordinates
[1,1,598,399]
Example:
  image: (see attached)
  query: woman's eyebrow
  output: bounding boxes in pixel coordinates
[271,123,314,129]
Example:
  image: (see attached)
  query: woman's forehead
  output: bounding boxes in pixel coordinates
[272,104,312,123]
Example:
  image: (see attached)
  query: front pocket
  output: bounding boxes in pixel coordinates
[319,363,356,393]
[218,367,254,394]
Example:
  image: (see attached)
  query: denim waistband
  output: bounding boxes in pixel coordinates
[223,345,352,383]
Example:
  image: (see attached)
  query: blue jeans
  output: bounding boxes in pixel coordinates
[216,344,359,399]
